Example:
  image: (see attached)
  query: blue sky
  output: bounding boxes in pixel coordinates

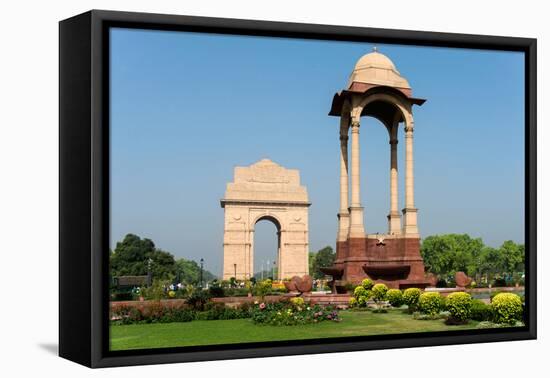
[110,28,525,276]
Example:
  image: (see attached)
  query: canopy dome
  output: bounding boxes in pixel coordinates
[347,50,411,91]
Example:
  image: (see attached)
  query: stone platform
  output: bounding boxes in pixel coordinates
[324,235,431,290]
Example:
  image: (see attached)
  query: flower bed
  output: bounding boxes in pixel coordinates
[250,299,340,326]
[110,302,252,325]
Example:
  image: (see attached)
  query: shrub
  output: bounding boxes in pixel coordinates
[348,297,357,307]
[353,284,372,308]
[403,288,422,312]
[254,279,273,299]
[357,296,369,307]
[490,290,504,302]
[160,307,195,322]
[491,293,523,324]
[141,279,170,300]
[354,286,367,298]
[418,292,443,316]
[361,278,374,290]
[445,292,472,323]
[186,289,211,311]
[386,289,403,307]
[208,284,225,298]
[197,304,251,321]
[371,283,388,303]
[470,299,492,321]
[290,297,305,309]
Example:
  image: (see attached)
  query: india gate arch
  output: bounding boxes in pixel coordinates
[221,159,310,280]
[323,49,431,289]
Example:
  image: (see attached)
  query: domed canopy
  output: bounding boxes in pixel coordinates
[347,50,411,92]
[328,49,425,117]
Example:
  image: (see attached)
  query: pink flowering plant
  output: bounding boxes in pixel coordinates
[251,300,340,326]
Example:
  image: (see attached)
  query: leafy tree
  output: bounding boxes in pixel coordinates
[421,234,525,282]
[420,234,483,277]
[110,234,173,278]
[310,246,336,279]
[175,258,216,285]
[499,240,524,274]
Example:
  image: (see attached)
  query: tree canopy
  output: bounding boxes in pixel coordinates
[420,234,524,278]
[175,258,216,285]
[309,246,336,279]
[110,233,216,283]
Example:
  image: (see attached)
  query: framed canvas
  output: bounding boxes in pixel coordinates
[59,9,536,368]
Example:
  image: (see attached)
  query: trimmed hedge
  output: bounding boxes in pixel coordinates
[371,283,389,302]
[403,288,422,312]
[418,292,443,316]
[387,289,403,307]
[445,292,472,322]
[361,278,374,290]
[491,293,523,324]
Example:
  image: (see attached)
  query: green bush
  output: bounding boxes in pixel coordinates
[160,307,196,322]
[445,292,472,322]
[208,284,225,298]
[418,292,443,316]
[371,283,388,302]
[254,279,273,299]
[490,290,504,302]
[197,304,250,321]
[386,289,403,307]
[491,293,523,324]
[470,299,492,321]
[186,289,211,311]
[361,278,374,290]
[353,284,372,308]
[403,288,422,312]
[354,286,367,298]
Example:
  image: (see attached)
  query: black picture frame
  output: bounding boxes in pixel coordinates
[59,9,537,368]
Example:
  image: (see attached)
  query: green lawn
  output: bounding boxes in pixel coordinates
[110,309,479,351]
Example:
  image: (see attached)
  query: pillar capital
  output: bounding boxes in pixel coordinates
[350,120,360,132]
[404,125,414,133]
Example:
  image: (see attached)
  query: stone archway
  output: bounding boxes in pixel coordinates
[221,159,310,280]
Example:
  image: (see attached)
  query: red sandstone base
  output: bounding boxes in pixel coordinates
[325,236,431,290]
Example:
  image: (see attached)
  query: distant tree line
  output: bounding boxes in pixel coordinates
[110,233,216,284]
[420,234,524,282]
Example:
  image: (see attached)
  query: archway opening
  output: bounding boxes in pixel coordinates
[360,115,390,234]
[253,216,281,280]
[358,98,407,235]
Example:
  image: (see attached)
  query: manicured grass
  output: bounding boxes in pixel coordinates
[110,309,479,351]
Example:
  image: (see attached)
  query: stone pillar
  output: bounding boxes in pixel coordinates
[348,118,365,237]
[402,123,418,235]
[248,229,254,279]
[337,116,350,242]
[388,124,401,234]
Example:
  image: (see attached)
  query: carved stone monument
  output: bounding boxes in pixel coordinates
[221,159,310,280]
[323,49,431,289]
